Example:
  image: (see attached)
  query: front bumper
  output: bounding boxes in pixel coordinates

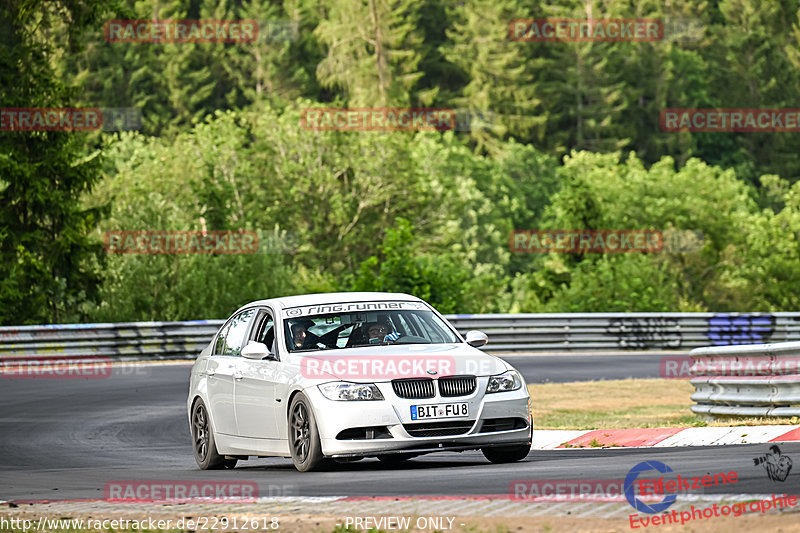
[306,377,532,457]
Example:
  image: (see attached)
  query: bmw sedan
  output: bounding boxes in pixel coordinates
[188,292,532,471]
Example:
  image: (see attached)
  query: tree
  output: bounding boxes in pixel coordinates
[0,0,116,324]
[523,151,758,312]
[350,218,471,313]
[314,0,427,106]
[439,0,544,153]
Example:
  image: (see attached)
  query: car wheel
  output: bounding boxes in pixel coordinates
[376,453,417,465]
[481,443,531,464]
[191,399,236,469]
[289,392,325,472]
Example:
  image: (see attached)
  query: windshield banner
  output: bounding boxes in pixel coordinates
[283,301,427,318]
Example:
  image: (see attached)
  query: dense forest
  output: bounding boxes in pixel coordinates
[2,0,800,324]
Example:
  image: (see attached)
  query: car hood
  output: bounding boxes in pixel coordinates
[292,343,509,382]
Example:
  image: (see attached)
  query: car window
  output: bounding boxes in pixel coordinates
[222,308,255,356]
[284,308,459,352]
[395,313,421,337]
[251,310,275,353]
[213,320,232,355]
[412,313,449,343]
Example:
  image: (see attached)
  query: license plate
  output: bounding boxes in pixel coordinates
[410,403,469,420]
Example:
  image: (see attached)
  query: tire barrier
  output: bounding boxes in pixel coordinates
[690,341,800,418]
[2,313,800,362]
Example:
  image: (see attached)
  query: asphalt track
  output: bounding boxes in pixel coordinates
[497,351,685,383]
[1,359,797,502]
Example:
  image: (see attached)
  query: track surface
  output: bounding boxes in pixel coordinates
[1,360,797,502]
[498,351,684,383]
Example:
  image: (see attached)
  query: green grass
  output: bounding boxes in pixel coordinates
[529,378,798,429]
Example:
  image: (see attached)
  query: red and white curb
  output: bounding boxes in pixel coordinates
[533,426,800,449]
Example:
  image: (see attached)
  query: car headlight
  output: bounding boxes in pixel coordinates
[318,382,384,401]
[486,370,522,393]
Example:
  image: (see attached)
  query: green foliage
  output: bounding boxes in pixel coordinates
[0,0,116,324]
[439,0,544,153]
[85,114,296,321]
[7,0,800,323]
[515,150,759,312]
[350,218,470,313]
[315,0,428,106]
[86,105,513,320]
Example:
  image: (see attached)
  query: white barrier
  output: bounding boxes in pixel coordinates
[690,341,800,418]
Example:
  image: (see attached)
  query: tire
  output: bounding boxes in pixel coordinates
[481,443,531,464]
[191,399,237,470]
[288,392,325,472]
[376,453,417,465]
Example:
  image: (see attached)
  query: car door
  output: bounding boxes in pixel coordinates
[206,308,255,436]
[234,308,281,439]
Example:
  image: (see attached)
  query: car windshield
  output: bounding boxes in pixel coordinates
[283,306,460,352]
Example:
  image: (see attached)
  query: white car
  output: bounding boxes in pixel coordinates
[187,292,532,471]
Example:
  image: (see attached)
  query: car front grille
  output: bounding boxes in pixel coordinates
[403,421,474,437]
[392,376,477,398]
[392,378,435,399]
[439,376,476,397]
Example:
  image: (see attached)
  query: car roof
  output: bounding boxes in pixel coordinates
[237,292,424,314]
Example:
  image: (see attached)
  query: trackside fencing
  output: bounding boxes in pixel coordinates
[0,321,222,362]
[3,313,798,418]
[447,312,800,351]
[690,341,800,418]
[1,312,799,361]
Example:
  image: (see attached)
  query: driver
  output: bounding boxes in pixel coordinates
[366,321,401,344]
[289,319,318,350]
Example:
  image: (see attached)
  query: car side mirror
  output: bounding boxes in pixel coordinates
[242,341,273,360]
[465,330,488,348]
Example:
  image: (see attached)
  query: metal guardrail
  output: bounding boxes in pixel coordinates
[1,312,800,361]
[446,312,800,351]
[0,321,223,362]
[690,341,800,418]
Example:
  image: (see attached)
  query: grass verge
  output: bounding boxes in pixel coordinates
[529,378,799,429]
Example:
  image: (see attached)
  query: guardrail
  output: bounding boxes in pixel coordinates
[1,312,800,361]
[690,341,800,418]
[447,312,800,351]
[0,321,223,362]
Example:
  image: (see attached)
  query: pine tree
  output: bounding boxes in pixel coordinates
[531,0,631,154]
[0,0,114,324]
[440,0,545,153]
[314,0,426,106]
